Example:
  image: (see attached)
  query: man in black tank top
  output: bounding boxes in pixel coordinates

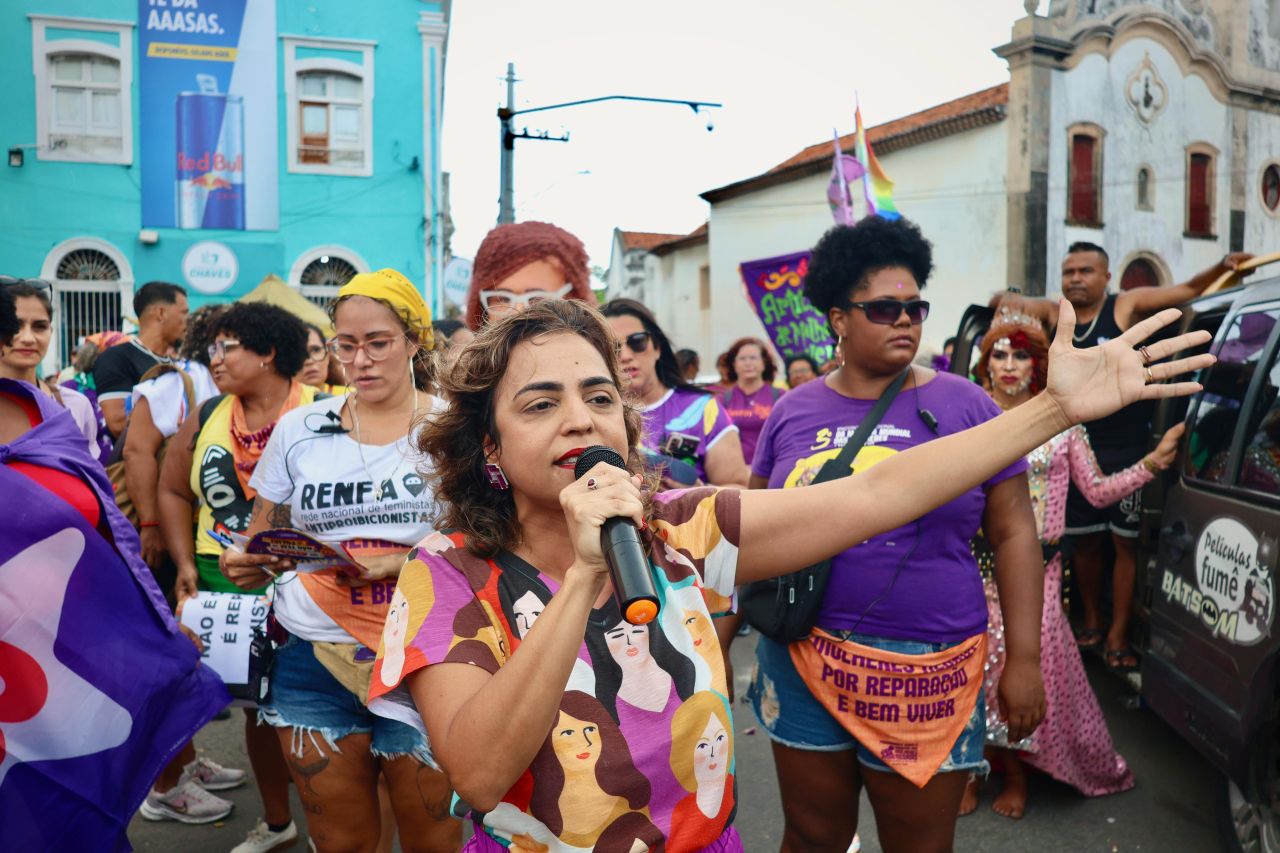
[997,242,1251,672]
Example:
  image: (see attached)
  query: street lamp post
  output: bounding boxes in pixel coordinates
[496,63,721,225]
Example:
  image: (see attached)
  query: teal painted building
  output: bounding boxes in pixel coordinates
[0,0,450,368]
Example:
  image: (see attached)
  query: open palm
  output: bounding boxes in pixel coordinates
[1045,301,1215,426]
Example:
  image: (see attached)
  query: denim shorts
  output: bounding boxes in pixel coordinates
[748,631,988,775]
[260,634,431,764]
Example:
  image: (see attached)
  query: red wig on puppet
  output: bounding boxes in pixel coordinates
[465,221,594,331]
[975,309,1050,397]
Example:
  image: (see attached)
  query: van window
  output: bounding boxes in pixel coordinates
[1185,305,1280,483]
[1238,350,1280,496]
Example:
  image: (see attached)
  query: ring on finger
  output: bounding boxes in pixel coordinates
[1145,367,1154,383]
[586,477,599,491]
[1138,345,1153,365]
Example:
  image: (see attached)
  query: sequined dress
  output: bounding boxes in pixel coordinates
[980,425,1149,796]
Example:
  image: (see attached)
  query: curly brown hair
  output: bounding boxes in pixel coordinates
[718,336,777,384]
[418,298,653,558]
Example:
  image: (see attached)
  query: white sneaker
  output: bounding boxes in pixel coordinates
[138,779,234,824]
[230,819,300,853]
[182,755,248,791]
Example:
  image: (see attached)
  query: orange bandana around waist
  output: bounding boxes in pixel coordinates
[790,628,987,788]
[297,570,398,648]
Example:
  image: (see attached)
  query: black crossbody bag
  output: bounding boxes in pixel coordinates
[741,370,909,644]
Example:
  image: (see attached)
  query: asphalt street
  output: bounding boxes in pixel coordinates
[127,632,1222,852]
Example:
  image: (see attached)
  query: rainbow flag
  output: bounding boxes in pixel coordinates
[854,105,901,220]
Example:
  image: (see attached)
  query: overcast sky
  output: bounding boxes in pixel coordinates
[441,0,1033,273]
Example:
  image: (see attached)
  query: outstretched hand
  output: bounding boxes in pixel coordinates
[1043,300,1215,427]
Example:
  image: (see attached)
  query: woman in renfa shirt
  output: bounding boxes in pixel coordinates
[218,270,459,852]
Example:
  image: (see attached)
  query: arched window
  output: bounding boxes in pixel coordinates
[50,245,124,368]
[293,250,364,308]
[1067,124,1104,227]
[1186,144,1217,237]
[1137,166,1154,210]
[1262,163,1280,213]
[1120,257,1160,291]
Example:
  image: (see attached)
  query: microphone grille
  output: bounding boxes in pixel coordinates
[574,445,627,479]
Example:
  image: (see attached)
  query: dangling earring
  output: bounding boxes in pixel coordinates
[835,335,845,367]
[484,462,509,490]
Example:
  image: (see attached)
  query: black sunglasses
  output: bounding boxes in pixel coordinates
[846,299,930,325]
[619,331,652,353]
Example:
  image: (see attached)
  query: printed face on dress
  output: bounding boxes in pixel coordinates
[382,587,411,649]
[693,713,730,789]
[682,610,714,650]
[298,327,330,388]
[0,296,52,373]
[209,332,271,397]
[988,337,1035,397]
[1060,249,1110,309]
[605,620,652,669]
[512,590,544,639]
[332,295,416,405]
[733,344,765,383]
[607,314,659,400]
[489,330,628,509]
[484,258,569,324]
[552,710,602,773]
[830,266,923,377]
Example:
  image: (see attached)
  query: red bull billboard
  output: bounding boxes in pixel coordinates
[139,0,278,230]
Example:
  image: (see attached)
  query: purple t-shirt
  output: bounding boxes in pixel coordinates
[722,384,780,466]
[641,387,738,482]
[752,372,1027,643]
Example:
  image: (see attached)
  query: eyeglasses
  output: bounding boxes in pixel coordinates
[846,299,930,325]
[0,276,52,292]
[480,283,574,313]
[207,339,243,361]
[304,344,329,363]
[327,335,405,364]
[618,332,652,354]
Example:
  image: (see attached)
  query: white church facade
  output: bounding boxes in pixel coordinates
[612,0,1280,361]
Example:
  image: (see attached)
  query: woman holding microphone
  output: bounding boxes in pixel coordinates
[365,294,1209,853]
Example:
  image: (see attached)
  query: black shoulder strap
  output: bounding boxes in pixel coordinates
[198,394,227,432]
[811,369,909,486]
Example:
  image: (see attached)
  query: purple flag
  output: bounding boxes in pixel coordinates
[0,380,229,851]
[738,252,835,367]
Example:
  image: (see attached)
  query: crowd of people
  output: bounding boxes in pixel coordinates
[0,214,1228,853]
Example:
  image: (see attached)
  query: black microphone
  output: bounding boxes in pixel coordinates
[919,408,939,435]
[309,409,350,435]
[574,446,660,625]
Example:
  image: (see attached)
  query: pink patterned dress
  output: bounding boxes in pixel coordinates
[980,425,1150,796]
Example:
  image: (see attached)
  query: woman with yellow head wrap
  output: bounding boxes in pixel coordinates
[218,267,461,851]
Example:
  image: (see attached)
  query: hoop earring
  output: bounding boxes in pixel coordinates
[484,462,510,490]
[835,336,845,367]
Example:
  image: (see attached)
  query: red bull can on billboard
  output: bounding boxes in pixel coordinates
[175,82,245,230]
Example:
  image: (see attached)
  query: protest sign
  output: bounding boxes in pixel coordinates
[739,251,835,367]
[179,591,269,688]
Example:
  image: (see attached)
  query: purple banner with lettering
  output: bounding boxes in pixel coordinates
[738,251,834,367]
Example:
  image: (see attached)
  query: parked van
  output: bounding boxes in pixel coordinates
[950,277,1280,852]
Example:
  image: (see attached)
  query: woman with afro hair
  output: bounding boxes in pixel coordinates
[740,215,1047,851]
[466,221,596,330]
